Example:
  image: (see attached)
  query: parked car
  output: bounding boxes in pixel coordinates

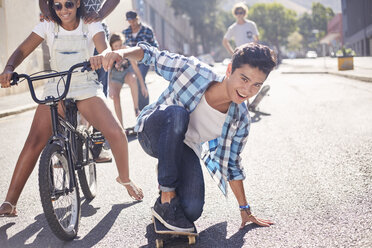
[306,51,318,58]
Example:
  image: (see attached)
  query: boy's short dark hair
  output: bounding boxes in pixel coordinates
[231,43,277,76]
[48,0,86,25]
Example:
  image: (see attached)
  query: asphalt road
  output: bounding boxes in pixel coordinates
[0,63,371,247]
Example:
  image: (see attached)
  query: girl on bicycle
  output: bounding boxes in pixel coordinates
[0,0,143,217]
[109,33,148,127]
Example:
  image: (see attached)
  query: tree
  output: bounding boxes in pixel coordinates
[297,12,313,50]
[287,31,303,52]
[248,3,297,58]
[311,2,335,38]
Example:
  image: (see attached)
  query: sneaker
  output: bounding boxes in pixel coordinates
[152,196,194,233]
[94,149,112,163]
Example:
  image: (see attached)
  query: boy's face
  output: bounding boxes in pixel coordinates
[234,7,246,21]
[225,63,267,105]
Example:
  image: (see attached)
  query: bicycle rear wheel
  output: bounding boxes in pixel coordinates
[77,135,97,200]
[39,143,81,241]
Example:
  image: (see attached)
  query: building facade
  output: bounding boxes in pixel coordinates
[320,13,343,56]
[132,0,194,55]
[341,0,372,56]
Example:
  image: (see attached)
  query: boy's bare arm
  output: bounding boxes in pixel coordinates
[102,46,144,71]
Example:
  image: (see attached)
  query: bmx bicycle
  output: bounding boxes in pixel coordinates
[10,62,97,240]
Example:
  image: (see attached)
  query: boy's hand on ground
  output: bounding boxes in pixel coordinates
[240,209,274,229]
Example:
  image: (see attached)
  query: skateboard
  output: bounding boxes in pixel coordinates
[248,85,270,112]
[125,126,137,136]
[152,210,198,248]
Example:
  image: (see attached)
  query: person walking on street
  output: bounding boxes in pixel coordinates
[101,41,276,232]
[223,2,259,56]
[109,33,148,127]
[0,0,143,217]
[122,10,158,110]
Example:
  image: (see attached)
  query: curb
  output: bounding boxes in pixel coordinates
[0,104,37,118]
[281,71,372,83]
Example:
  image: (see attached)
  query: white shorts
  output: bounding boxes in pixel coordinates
[42,72,104,101]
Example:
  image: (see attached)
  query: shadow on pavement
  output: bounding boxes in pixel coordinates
[0,201,140,248]
[250,110,271,123]
[141,221,262,248]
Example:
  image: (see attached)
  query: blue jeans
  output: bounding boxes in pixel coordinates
[138,106,205,222]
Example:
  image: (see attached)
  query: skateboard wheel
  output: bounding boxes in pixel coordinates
[188,235,196,245]
[155,239,163,248]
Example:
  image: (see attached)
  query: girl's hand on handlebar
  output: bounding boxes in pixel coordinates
[89,55,104,71]
[0,70,13,88]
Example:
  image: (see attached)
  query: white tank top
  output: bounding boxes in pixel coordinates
[184,94,227,157]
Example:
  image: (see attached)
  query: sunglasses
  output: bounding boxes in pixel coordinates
[53,1,75,11]
[235,11,245,15]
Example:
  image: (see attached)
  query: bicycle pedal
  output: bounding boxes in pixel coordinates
[92,132,105,144]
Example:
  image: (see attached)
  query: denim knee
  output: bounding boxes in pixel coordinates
[183,200,204,222]
[165,106,189,136]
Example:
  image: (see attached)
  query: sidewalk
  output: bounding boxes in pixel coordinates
[0,71,161,118]
[279,56,372,83]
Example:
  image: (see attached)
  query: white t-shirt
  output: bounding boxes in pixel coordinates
[184,94,227,157]
[32,20,104,56]
[224,19,259,46]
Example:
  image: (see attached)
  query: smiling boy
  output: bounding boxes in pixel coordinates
[101,42,277,232]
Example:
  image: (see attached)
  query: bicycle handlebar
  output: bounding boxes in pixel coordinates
[10,61,92,104]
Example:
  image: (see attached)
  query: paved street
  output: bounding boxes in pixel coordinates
[0,60,371,247]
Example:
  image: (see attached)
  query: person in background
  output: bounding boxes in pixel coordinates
[40,0,120,163]
[222,2,259,56]
[122,10,158,110]
[109,33,148,127]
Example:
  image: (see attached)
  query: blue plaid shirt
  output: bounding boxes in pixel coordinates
[123,24,158,48]
[135,42,250,195]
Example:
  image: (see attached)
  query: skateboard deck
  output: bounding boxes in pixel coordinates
[125,126,137,136]
[249,85,270,112]
[152,209,198,248]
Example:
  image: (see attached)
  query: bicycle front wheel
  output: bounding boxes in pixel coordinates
[39,143,81,241]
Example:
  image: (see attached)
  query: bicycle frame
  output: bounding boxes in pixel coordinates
[11,62,92,191]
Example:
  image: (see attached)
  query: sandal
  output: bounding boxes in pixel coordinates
[0,201,18,217]
[116,177,142,200]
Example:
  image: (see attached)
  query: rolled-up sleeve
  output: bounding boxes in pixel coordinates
[227,120,249,180]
